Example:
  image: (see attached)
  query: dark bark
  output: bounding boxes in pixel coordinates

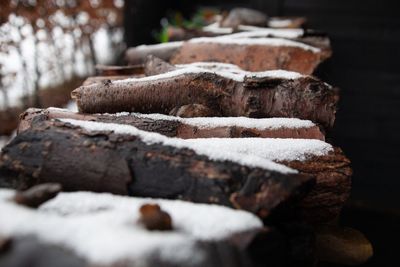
[281,147,352,223]
[71,71,338,130]
[0,120,314,220]
[18,108,326,140]
[13,115,350,222]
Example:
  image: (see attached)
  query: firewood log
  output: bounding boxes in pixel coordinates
[18,108,325,140]
[71,64,338,130]
[0,119,314,220]
[125,31,330,74]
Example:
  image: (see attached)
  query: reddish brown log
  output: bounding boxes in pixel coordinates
[18,108,325,140]
[71,71,338,130]
[170,42,326,74]
[125,33,330,74]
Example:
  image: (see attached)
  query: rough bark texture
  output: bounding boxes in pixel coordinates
[170,42,326,75]
[281,147,352,223]
[18,108,325,140]
[124,36,330,74]
[71,72,338,130]
[11,116,350,222]
[0,120,314,220]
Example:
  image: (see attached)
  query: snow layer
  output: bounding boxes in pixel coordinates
[0,189,262,265]
[113,61,303,84]
[126,112,316,130]
[228,27,304,39]
[59,118,296,174]
[134,41,184,51]
[202,23,304,39]
[189,36,320,52]
[183,138,333,162]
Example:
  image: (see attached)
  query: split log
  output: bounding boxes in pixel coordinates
[71,66,338,130]
[125,32,330,74]
[0,119,314,220]
[169,41,327,75]
[6,118,350,223]
[18,108,325,140]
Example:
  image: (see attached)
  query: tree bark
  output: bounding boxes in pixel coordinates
[170,42,325,75]
[71,71,338,130]
[0,120,314,220]
[5,118,351,224]
[18,108,325,140]
[124,35,330,74]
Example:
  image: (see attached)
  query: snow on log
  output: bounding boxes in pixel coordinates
[0,119,316,220]
[18,108,325,140]
[4,118,350,222]
[124,30,330,74]
[71,64,338,130]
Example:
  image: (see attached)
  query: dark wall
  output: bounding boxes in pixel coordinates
[252,0,400,211]
[124,0,400,211]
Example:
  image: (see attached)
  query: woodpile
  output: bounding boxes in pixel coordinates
[0,7,372,267]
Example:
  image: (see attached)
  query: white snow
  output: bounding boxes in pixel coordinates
[183,138,333,162]
[202,22,234,34]
[0,136,10,151]
[134,41,184,51]
[189,36,320,53]
[268,19,293,28]
[64,100,78,112]
[124,112,316,130]
[229,27,304,39]
[59,118,296,174]
[0,189,262,265]
[112,62,303,84]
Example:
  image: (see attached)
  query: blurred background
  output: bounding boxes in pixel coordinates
[1,0,399,266]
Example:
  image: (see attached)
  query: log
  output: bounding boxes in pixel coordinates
[7,118,350,222]
[0,119,314,220]
[170,41,326,75]
[125,31,330,74]
[169,138,352,223]
[71,65,338,130]
[18,108,325,140]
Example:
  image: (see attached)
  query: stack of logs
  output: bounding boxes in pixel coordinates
[0,8,372,267]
